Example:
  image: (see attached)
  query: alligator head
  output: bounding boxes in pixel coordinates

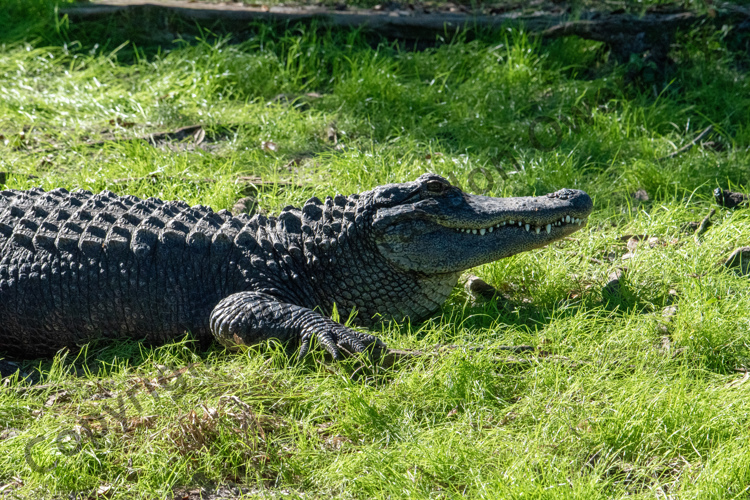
[371,173,593,274]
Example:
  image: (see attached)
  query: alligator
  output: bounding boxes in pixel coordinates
[0,174,592,360]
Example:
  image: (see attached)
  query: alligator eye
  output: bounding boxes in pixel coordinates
[425,181,446,193]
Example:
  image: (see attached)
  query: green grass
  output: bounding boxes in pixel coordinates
[1,1,750,498]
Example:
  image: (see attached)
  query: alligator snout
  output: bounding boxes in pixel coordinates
[547,188,593,213]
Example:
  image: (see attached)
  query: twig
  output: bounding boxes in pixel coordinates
[694,208,716,245]
[110,175,215,185]
[727,370,750,388]
[377,345,576,369]
[658,125,713,161]
[11,382,66,394]
[29,124,233,155]
[81,124,207,148]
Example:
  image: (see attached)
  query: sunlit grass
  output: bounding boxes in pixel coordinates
[1,2,750,498]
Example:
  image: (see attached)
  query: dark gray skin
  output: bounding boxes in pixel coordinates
[0,174,592,360]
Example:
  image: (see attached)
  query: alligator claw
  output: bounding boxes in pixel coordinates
[299,327,386,362]
[316,330,345,361]
[344,331,387,359]
[296,336,312,362]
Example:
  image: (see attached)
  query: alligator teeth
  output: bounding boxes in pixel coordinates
[454,217,585,234]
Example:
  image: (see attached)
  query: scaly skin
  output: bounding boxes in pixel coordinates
[0,174,592,359]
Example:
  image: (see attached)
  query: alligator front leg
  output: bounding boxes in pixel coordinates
[209,292,386,360]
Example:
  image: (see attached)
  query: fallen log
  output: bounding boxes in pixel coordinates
[60,0,750,64]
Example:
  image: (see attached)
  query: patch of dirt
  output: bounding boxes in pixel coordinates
[171,484,269,500]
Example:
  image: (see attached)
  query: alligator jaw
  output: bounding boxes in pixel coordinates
[430,191,591,265]
[445,213,588,237]
[373,183,593,274]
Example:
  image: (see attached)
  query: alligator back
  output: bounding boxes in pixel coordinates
[0,188,246,357]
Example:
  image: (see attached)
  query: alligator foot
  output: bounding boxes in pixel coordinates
[209,291,386,361]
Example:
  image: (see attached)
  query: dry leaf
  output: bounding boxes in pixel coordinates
[317,421,335,434]
[724,247,750,276]
[45,390,71,407]
[602,268,626,299]
[127,415,158,432]
[726,372,749,388]
[326,122,338,144]
[96,484,113,497]
[325,435,351,450]
[39,154,54,167]
[463,275,498,301]
[631,189,649,201]
[0,477,23,494]
[192,127,205,145]
[110,118,135,128]
[576,420,593,433]
[619,234,647,242]
[262,141,278,152]
[231,196,259,217]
